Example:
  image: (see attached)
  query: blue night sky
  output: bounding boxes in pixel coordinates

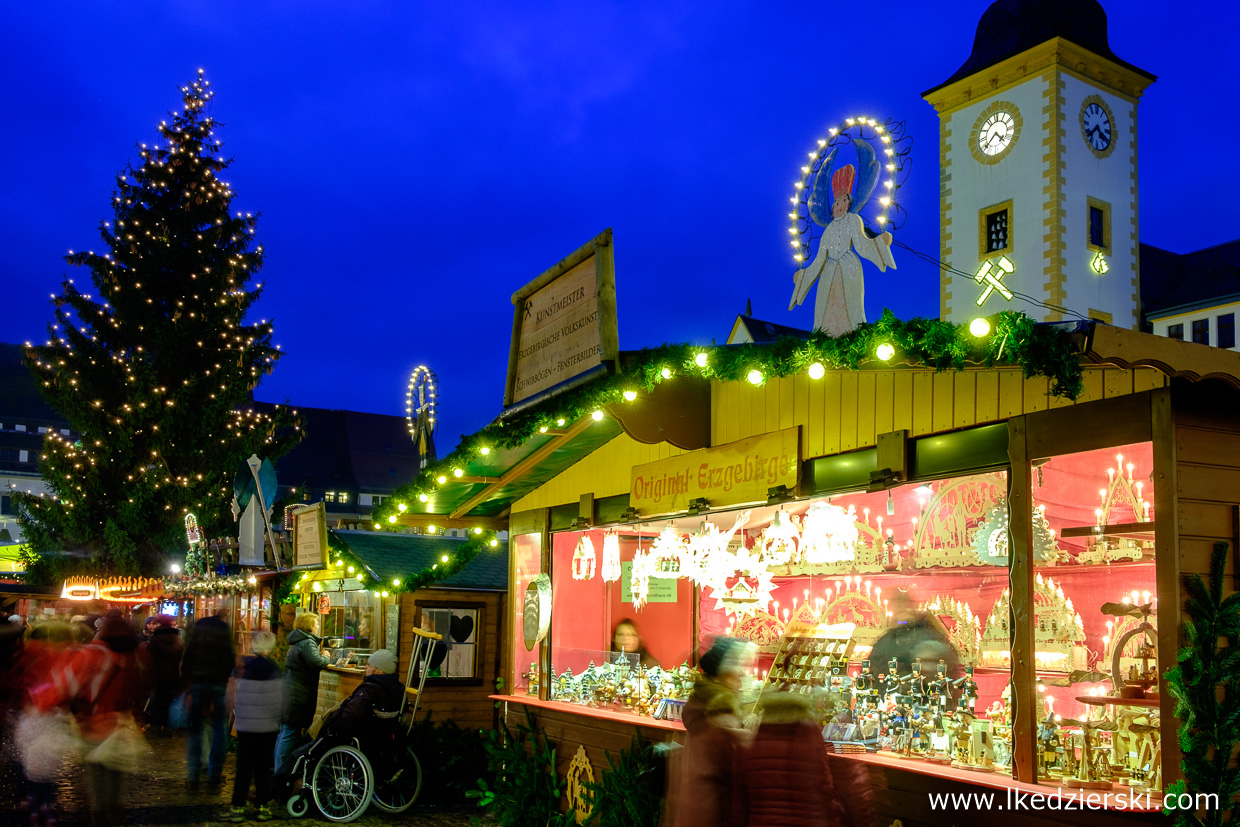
[3,1,1238,447]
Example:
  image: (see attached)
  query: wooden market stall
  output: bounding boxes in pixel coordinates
[387,324,1240,825]
[291,529,509,730]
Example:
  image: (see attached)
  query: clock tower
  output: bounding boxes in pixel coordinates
[922,0,1155,327]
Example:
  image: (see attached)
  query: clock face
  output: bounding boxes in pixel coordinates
[1082,102,1112,151]
[978,111,1015,156]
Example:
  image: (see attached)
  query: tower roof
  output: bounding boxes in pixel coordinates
[924,0,1154,96]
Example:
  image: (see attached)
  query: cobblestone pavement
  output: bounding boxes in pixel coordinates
[0,730,479,827]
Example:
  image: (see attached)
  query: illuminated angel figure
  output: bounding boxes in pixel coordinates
[790,141,897,336]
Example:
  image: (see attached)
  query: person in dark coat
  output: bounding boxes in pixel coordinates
[662,636,754,827]
[274,612,329,773]
[228,631,282,822]
[733,693,840,827]
[868,589,959,685]
[142,616,183,736]
[322,648,405,754]
[182,606,236,789]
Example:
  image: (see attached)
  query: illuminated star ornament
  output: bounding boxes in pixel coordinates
[706,545,777,619]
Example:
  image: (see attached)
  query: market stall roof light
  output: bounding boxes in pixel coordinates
[622,390,637,402]
[382,590,389,597]
[556,418,566,426]
[489,538,499,547]
[660,367,672,379]
[388,515,397,523]
[479,446,490,455]
[247,576,257,585]
[747,369,763,385]
[453,468,463,478]
[591,410,604,421]
[312,582,322,592]
[441,555,450,563]
[397,502,408,512]
[969,317,991,337]
[170,563,181,573]
[374,523,381,529]
[418,493,429,502]
[876,343,895,362]
[473,527,483,535]
[436,475,447,484]
[808,362,825,380]
[694,352,708,368]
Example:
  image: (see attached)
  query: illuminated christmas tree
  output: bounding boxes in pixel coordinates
[15,71,299,582]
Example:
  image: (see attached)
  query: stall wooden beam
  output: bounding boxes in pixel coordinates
[450,417,595,519]
[1007,414,1038,784]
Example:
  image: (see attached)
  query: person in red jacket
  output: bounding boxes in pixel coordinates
[733,693,841,827]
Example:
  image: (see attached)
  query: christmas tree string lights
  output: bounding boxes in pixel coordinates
[14,70,300,582]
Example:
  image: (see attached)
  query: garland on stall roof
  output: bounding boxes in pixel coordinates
[372,310,1085,528]
[162,574,253,597]
[287,533,501,599]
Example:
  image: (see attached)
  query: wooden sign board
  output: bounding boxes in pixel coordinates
[291,502,327,571]
[630,426,800,515]
[505,229,618,407]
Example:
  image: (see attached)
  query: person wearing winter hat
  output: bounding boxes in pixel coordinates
[321,648,405,754]
[663,636,755,827]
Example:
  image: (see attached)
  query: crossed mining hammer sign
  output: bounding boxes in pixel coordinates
[974,256,1014,306]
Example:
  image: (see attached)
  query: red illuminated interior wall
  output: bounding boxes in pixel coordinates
[551,529,693,673]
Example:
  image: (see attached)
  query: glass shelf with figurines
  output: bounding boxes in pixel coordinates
[543,649,698,721]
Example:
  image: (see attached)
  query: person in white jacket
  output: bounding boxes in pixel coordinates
[228,631,282,822]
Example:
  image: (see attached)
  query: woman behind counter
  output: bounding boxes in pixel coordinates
[609,618,659,669]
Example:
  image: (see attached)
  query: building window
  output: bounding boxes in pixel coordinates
[60,429,70,436]
[15,425,25,433]
[1192,318,1210,345]
[0,495,12,516]
[18,450,28,463]
[338,492,349,505]
[37,427,48,435]
[1219,314,1236,349]
[1086,196,1111,254]
[416,602,482,682]
[371,495,384,506]
[1168,323,1183,340]
[0,449,17,462]
[324,492,336,503]
[979,201,1013,258]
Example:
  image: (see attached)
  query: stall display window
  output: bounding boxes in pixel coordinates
[235,590,271,653]
[511,532,543,695]
[548,527,695,715]
[1031,442,1159,792]
[317,590,382,661]
[418,603,481,681]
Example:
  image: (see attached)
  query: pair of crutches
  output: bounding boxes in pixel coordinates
[398,626,443,734]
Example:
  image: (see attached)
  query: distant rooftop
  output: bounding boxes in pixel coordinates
[1141,239,1240,319]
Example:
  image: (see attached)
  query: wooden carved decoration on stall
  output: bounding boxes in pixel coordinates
[819,578,887,659]
[971,499,1063,566]
[1077,452,1153,564]
[650,523,686,579]
[775,509,894,576]
[705,543,776,619]
[1102,611,1158,683]
[1101,599,1158,698]
[909,475,1004,568]
[571,536,596,581]
[981,575,1085,670]
[600,531,621,583]
[565,745,594,824]
[920,595,982,666]
[733,609,786,652]
[685,510,751,586]
[523,573,552,650]
[757,509,800,566]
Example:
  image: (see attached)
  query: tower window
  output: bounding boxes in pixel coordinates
[1086,197,1111,254]
[1192,318,1210,345]
[1219,314,1235,349]
[1167,324,1183,340]
[978,201,1013,259]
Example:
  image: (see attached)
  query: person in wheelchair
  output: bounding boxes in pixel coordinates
[320,649,404,752]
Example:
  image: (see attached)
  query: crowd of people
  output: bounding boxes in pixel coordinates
[0,605,403,827]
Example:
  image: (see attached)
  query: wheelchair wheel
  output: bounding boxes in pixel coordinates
[286,792,310,818]
[309,745,374,823]
[370,747,423,813]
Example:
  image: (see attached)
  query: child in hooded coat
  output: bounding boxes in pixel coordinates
[227,631,282,822]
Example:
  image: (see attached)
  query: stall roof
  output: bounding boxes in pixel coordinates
[329,529,509,592]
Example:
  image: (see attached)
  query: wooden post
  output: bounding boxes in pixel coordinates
[1007,415,1038,783]
[1151,387,1182,784]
